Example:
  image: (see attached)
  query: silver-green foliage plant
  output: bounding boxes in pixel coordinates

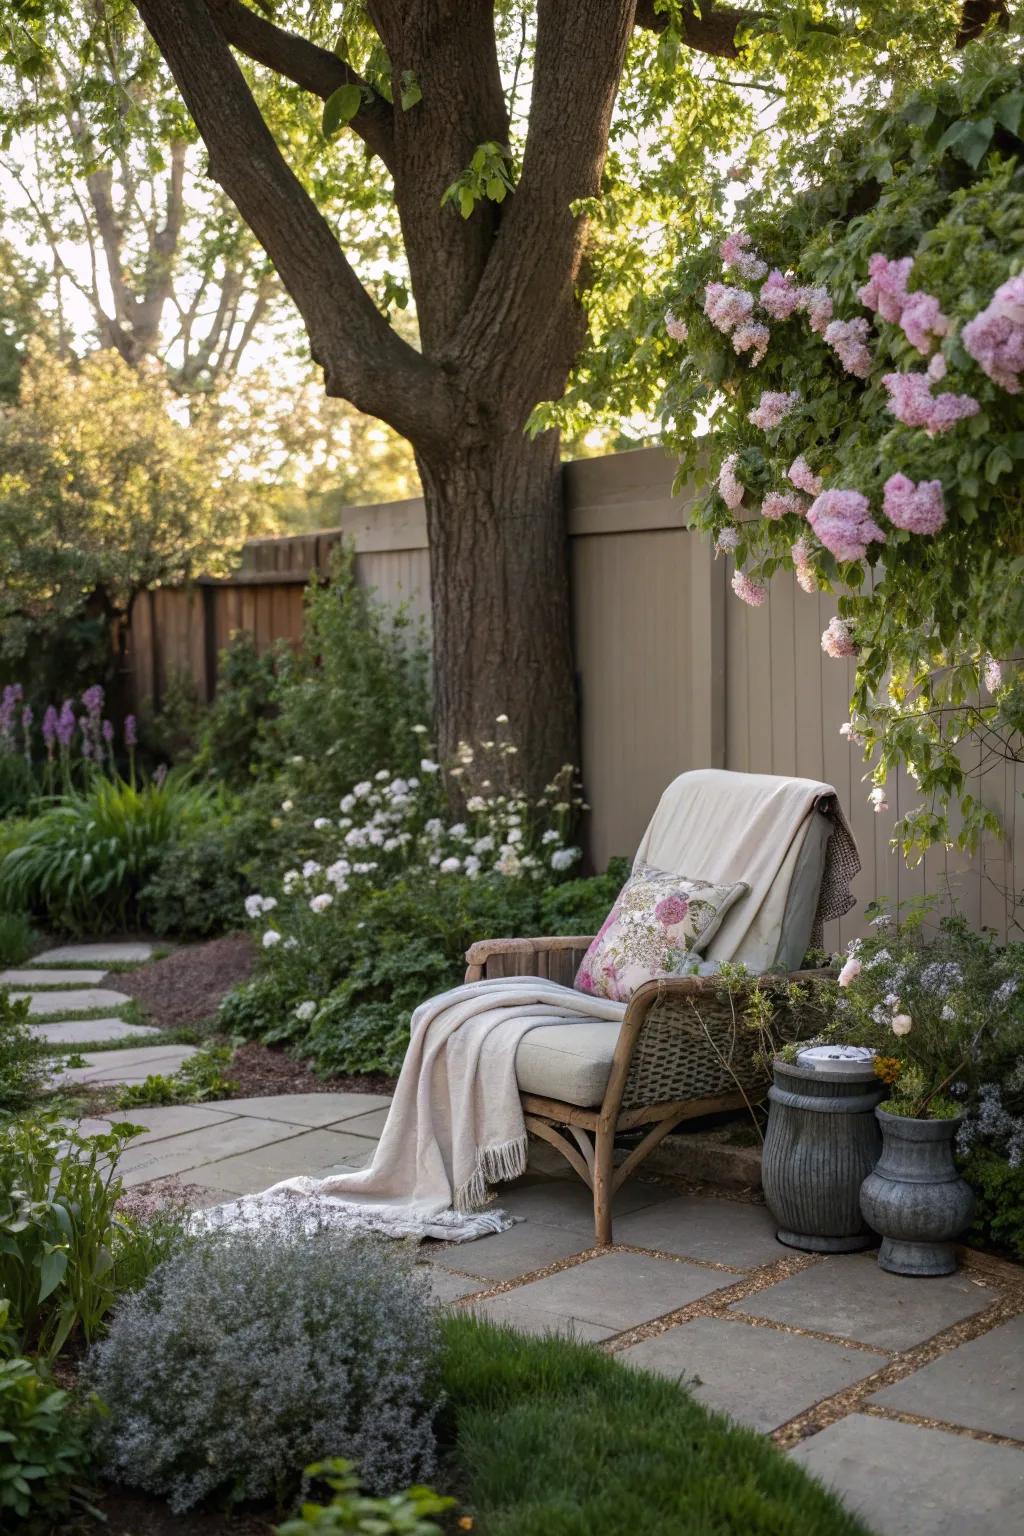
[88,1219,443,1514]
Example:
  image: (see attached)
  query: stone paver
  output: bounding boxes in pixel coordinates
[1,968,108,986]
[731,1254,998,1351]
[330,1104,391,1137]
[113,1112,316,1187]
[868,1314,1024,1439]
[31,1018,163,1045]
[423,1219,594,1281]
[222,1092,392,1127]
[32,942,154,965]
[621,1315,883,1433]
[789,1413,1024,1536]
[87,1104,242,1145]
[613,1193,786,1270]
[491,1174,678,1237]
[194,1127,377,1194]
[424,1268,488,1306]
[16,987,134,1017]
[471,1250,732,1338]
[55,1044,198,1086]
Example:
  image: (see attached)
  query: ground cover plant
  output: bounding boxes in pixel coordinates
[651,31,1024,858]
[0,985,47,1111]
[88,1219,443,1514]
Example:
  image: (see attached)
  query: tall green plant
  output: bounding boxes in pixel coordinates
[0,770,215,932]
[0,987,47,1111]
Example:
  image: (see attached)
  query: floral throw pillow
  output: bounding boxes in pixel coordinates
[573,865,748,1003]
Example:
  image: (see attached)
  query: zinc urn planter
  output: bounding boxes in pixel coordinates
[763,1047,886,1253]
[859,1109,975,1277]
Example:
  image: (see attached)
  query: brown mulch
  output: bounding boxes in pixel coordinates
[84,1489,273,1536]
[116,934,256,1031]
[228,1040,397,1099]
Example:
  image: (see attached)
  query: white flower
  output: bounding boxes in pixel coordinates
[551,847,580,871]
[837,955,862,988]
[283,936,298,950]
[289,755,304,765]
[345,827,369,848]
[868,785,889,814]
[340,794,356,813]
[541,829,560,844]
[294,1000,317,1022]
[383,837,400,852]
[309,893,333,913]
[440,856,462,873]
[302,860,322,878]
[495,713,509,724]
[389,778,409,796]
[496,848,521,876]
[473,835,495,855]
[411,723,428,734]
[353,781,372,798]
[891,1013,913,1037]
[448,822,468,840]
[353,860,377,874]
[326,859,350,884]
[313,817,331,830]
[466,796,487,813]
[245,894,264,920]
[424,818,444,838]
[282,870,300,894]
[367,827,384,846]
[280,799,294,813]
[464,855,481,878]
[506,825,523,844]
[420,758,440,774]
[262,929,281,948]
[338,816,353,830]
[375,768,390,781]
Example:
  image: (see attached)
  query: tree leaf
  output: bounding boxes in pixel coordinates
[322,83,362,138]
[992,90,1024,137]
[399,71,421,111]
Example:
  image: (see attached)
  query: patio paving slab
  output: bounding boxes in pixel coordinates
[731,1254,998,1351]
[90,1103,242,1145]
[423,1268,488,1306]
[16,987,135,1016]
[193,1128,378,1193]
[54,1045,198,1085]
[31,1018,163,1045]
[788,1412,1024,1536]
[421,1220,595,1282]
[113,1113,316,1187]
[492,1174,679,1236]
[470,1250,734,1337]
[224,1092,392,1127]
[1,968,108,986]
[612,1193,786,1270]
[868,1314,1024,1439]
[329,1104,391,1136]
[621,1315,884,1434]
[33,942,154,965]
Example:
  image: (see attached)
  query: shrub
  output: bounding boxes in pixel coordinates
[0,1309,96,1527]
[962,1145,1024,1263]
[88,1220,443,1513]
[0,751,38,818]
[540,856,630,935]
[140,809,259,938]
[0,769,215,932]
[275,1459,454,1536]
[193,629,280,786]
[0,906,34,967]
[0,1114,146,1357]
[114,1044,238,1108]
[0,986,46,1111]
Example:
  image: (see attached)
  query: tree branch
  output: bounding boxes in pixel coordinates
[203,0,395,170]
[634,0,752,59]
[133,0,448,446]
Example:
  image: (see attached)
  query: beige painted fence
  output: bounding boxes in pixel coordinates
[129,446,1023,946]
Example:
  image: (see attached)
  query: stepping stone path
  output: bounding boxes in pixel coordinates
[32,942,155,965]
[16,987,137,1018]
[54,1045,199,1087]
[33,1019,164,1046]
[14,940,171,1064]
[1,968,109,986]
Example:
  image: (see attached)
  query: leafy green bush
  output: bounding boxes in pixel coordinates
[88,1219,442,1513]
[0,1114,146,1358]
[194,629,280,786]
[140,808,261,938]
[0,1307,96,1527]
[0,986,46,1111]
[962,1145,1024,1263]
[0,907,34,966]
[275,1459,454,1536]
[0,751,38,818]
[114,1044,238,1108]
[0,770,215,932]
[540,856,630,935]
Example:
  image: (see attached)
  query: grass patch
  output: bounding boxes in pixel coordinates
[440,1315,868,1536]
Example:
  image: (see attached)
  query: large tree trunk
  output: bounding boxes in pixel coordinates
[417,427,578,794]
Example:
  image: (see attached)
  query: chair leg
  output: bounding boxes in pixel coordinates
[593,1122,615,1245]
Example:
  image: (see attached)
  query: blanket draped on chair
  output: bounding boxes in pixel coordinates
[202,770,859,1243]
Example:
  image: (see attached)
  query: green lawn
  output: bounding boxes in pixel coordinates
[440,1315,867,1536]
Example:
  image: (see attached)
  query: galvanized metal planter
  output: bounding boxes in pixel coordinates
[763,1050,886,1253]
[860,1109,974,1277]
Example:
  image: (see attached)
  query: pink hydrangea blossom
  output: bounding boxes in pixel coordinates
[795,285,833,335]
[807,490,886,562]
[718,454,744,509]
[759,269,801,321]
[823,317,873,378]
[857,254,913,325]
[983,655,1003,693]
[719,228,768,281]
[732,321,770,365]
[882,474,946,535]
[665,310,689,343]
[715,525,741,555]
[792,535,817,593]
[748,389,800,430]
[899,291,950,355]
[761,489,804,520]
[821,615,858,659]
[927,352,947,382]
[704,281,755,334]
[788,455,823,497]
[731,569,767,606]
[962,275,1024,393]
[882,371,980,435]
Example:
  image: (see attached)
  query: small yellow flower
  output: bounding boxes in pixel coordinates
[458,1519,475,1531]
[873,1056,902,1085]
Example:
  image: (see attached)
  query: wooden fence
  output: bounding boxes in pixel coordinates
[127,446,1024,946]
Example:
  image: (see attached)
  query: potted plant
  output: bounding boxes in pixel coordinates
[833,904,1022,1276]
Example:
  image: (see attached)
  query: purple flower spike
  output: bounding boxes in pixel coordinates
[124,714,138,748]
[57,699,76,749]
[21,705,33,730]
[102,718,114,744]
[82,684,104,717]
[42,705,58,748]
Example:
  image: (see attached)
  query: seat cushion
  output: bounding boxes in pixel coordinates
[515,1021,623,1107]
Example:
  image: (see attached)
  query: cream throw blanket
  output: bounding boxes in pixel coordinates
[203,770,858,1244]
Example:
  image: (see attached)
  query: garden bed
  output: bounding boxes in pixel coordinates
[115,935,256,1031]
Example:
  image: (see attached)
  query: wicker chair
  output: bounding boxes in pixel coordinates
[464,935,830,1244]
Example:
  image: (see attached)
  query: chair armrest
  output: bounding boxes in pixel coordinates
[464,935,595,984]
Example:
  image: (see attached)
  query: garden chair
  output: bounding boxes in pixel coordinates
[464,769,859,1243]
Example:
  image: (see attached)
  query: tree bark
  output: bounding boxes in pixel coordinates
[417,427,577,791]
